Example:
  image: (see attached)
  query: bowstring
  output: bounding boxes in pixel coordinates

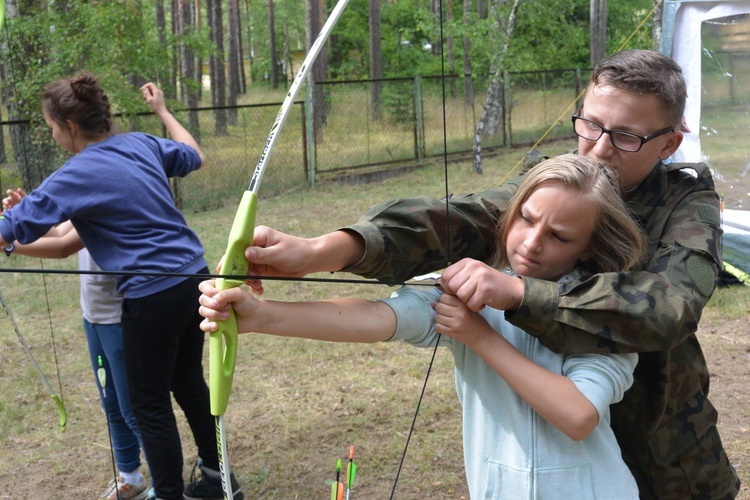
[2,16,66,414]
[389,0,451,496]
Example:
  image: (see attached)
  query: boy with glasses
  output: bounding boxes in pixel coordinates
[239,50,740,499]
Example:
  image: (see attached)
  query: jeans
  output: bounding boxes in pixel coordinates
[84,318,144,475]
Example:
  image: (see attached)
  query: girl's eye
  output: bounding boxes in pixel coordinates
[553,233,569,243]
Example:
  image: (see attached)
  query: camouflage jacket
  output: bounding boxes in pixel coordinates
[344,154,740,499]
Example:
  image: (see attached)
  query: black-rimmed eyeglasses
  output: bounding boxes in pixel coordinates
[571,115,674,153]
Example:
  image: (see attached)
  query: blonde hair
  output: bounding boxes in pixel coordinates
[493,154,646,274]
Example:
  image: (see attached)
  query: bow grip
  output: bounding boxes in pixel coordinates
[210,190,258,416]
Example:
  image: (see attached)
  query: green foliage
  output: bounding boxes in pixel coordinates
[327,0,370,79]
[507,0,590,71]
[247,0,306,83]
[380,80,414,126]
[606,1,658,53]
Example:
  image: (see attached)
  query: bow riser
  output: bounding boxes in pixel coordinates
[210,1,352,497]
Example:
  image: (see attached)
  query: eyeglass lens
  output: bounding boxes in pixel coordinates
[574,118,642,152]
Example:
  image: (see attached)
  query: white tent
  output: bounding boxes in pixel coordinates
[660,0,750,163]
[660,1,750,282]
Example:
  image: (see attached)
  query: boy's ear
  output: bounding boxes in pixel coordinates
[658,130,684,160]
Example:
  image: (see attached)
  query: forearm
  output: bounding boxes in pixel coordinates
[12,237,82,259]
[345,182,519,282]
[309,230,365,273]
[242,298,396,343]
[511,254,715,355]
[11,222,82,259]
[470,332,598,440]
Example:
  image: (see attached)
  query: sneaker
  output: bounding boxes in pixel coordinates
[183,461,243,499]
[100,474,149,500]
[100,477,118,499]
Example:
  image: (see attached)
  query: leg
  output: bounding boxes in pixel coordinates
[168,274,218,470]
[122,293,184,500]
[96,320,150,471]
[84,318,142,475]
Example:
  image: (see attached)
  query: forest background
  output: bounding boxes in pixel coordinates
[0,0,661,197]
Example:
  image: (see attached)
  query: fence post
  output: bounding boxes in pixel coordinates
[306,82,316,187]
[413,76,425,162]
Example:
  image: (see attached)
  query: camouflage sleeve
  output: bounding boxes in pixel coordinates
[509,183,722,355]
[343,180,520,282]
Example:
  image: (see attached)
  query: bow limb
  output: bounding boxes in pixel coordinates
[210,0,352,497]
[0,285,67,431]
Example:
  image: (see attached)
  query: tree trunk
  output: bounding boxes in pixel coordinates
[243,0,253,89]
[268,0,279,88]
[237,1,247,94]
[307,0,327,143]
[0,63,7,166]
[171,0,179,98]
[430,0,440,57]
[478,0,487,19]
[208,0,227,135]
[369,0,382,121]
[177,0,201,143]
[651,0,662,46]
[462,0,474,106]
[445,0,457,98]
[589,0,607,67]
[155,0,174,97]
[195,0,203,101]
[472,0,521,174]
[227,0,241,125]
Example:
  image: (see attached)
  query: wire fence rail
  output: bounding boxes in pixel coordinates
[0,69,588,212]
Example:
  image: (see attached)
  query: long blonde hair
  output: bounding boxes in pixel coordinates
[493,154,646,274]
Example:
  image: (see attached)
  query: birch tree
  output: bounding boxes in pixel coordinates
[590,0,606,66]
[472,0,521,174]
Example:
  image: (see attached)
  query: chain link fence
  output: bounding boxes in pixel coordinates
[0,69,588,213]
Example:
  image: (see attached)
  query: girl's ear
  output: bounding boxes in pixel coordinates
[578,247,594,262]
[65,119,77,136]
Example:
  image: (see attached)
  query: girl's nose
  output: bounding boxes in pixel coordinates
[524,231,543,253]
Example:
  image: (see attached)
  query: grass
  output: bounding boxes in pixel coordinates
[0,144,569,498]
[0,136,748,497]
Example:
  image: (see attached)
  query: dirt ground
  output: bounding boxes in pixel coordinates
[3,295,748,498]
[2,164,748,498]
[694,305,750,500]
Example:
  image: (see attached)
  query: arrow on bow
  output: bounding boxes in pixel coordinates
[209,0,351,497]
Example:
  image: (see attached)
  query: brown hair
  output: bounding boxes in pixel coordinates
[40,71,113,138]
[493,154,646,275]
[589,49,687,129]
